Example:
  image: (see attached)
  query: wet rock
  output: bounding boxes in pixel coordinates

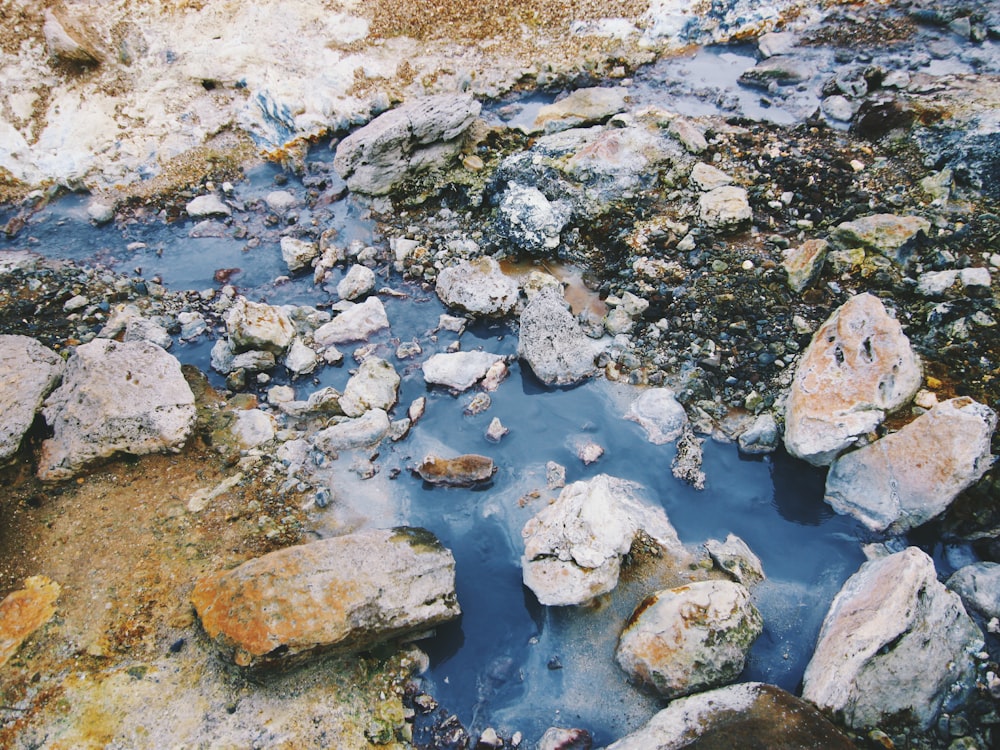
[625,388,687,445]
[605,682,855,750]
[225,297,295,354]
[782,238,829,293]
[822,95,857,123]
[38,339,196,481]
[576,440,604,465]
[124,317,172,349]
[191,527,460,668]
[185,194,231,218]
[757,31,799,58]
[1,335,65,462]
[616,579,762,699]
[313,409,391,452]
[86,200,114,224]
[336,264,376,301]
[689,162,733,191]
[333,94,482,195]
[784,293,922,466]
[521,474,687,606]
[231,349,276,373]
[280,237,319,273]
[340,357,400,418]
[481,359,509,391]
[416,454,495,486]
[739,55,812,89]
[313,297,390,348]
[436,257,519,317]
[265,190,296,212]
[518,286,601,386]
[824,397,996,532]
[802,547,983,731]
[496,183,572,254]
[283,338,318,377]
[537,726,592,750]
[671,427,705,490]
[422,351,505,392]
[699,185,751,230]
[948,563,1000,620]
[0,576,61,669]
[210,339,236,374]
[705,533,765,586]
[230,409,275,449]
[43,8,102,66]
[485,417,508,443]
[737,413,780,455]
[830,213,930,264]
[668,117,708,154]
[528,86,629,135]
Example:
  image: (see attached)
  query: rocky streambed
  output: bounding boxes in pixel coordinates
[2,0,1000,748]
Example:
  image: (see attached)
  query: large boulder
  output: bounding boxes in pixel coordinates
[802,547,983,731]
[605,682,856,750]
[191,527,460,668]
[333,94,481,195]
[521,474,687,606]
[313,297,390,348]
[422,351,505,392]
[38,339,196,481]
[339,357,400,418]
[225,297,295,354]
[615,580,763,700]
[517,286,601,386]
[784,293,922,466]
[824,397,997,532]
[435,257,519,317]
[0,335,65,461]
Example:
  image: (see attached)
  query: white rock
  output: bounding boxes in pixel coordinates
[337,264,376,301]
[210,338,235,374]
[313,297,390,347]
[485,417,508,442]
[0,335,65,461]
[422,351,505,392]
[124,317,173,350]
[821,95,856,122]
[86,200,114,224]
[436,257,519,317]
[313,409,391,452]
[831,214,931,263]
[280,237,319,273]
[497,183,572,254]
[283,338,319,377]
[737,413,780,455]
[689,162,733,191]
[704,534,765,586]
[699,185,751,230]
[917,270,960,297]
[757,31,799,57]
[225,297,295,354]
[231,350,275,373]
[231,409,275,448]
[265,190,297,212]
[668,118,708,154]
[339,357,400,418]
[186,194,231,218]
[625,388,687,444]
[528,86,629,134]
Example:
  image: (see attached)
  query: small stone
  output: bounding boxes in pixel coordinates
[699,186,752,230]
[690,162,733,191]
[87,200,114,224]
[668,118,708,154]
[280,237,319,273]
[186,194,230,218]
[485,418,509,443]
[416,454,495,486]
[265,190,297,212]
[546,461,566,489]
[577,441,604,465]
[337,264,377,301]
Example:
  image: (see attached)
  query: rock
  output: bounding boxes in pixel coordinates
[496,183,572,254]
[625,388,687,444]
[529,86,629,134]
[336,264,376,301]
[737,413,780,455]
[537,727,592,750]
[705,534,765,586]
[822,94,857,122]
[689,162,733,191]
[191,527,460,668]
[802,547,983,731]
[824,397,996,532]
[123,317,173,350]
[667,118,708,154]
[739,55,812,89]
[422,351,505,392]
[485,417,508,443]
[0,576,61,669]
[280,237,319,273]
[230,409,275,449]
[518,286,600,386]
[210,338,236,374]
[0,335,65,462]
[920,167,953,201]
[231,350,276,373]
[546,461,566,489]
[605,682,855,750]
[187,473,244,513]
[671,427,705,490]
[283,338,318,377]
[435,256,519,317]
[185,194,231,218]
[757,31,799,58]
[521,474,687,606]
[313,409,390,452]
[782,238,829,292]
[830,213,931,263]
[948,563,1000,620]
[63,294,88,312]
[784,293,922,466]
[339,357,400,418]
[576,441,604,465]
[604,308,633,335]
[38,339,196,481]
[313,297,390,347]
[699,185,751,230]
[481,359,509,391]
[265,190,297,212]
[416,454,495,486]
[86,200,114,224]
[43,8,102,66]
[615,580,763,699]
[333,94,482,195]
[225,297,295,354]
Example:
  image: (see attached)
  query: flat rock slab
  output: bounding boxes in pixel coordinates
[625,387,687,445]
[518,286,600,386]
[528,86,629,134]
[422,351,505,391]
[824,396,996,532]
[313,297,390,347]
[416,454,496,486]
[615,579,762,699]
[0,576,61,669]
[783,238,829,293]
[38,339,196,481]
[0,335,65,461]
[435,257,519,317]
[192,527,460,668]
[831,213,930,262]
[802,547,983,731]
[313,409,390,452]
[605,682,856,750]
[784,293,922,466]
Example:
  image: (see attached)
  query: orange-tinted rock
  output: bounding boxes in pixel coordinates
[0,576,61,668]
[191,528,459,668]
[416,453,495,486]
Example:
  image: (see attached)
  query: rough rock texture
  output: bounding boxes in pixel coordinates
[784,293,922,466]
[605,682,856,750]
[528,86,629,134]
[186,194,231,218]
[422,351,505,391]
[518,286,600,386]
[802,547,983,731]
[313,297,390,347]
[336,264,376,301]
[948,563,1000,620]
[280,236,319,272]
[824,397,997,532]
[435,257,519,317]
[312,409,390,452]
[0,576,61,669]
[698,185,752,230]
[705,534,765,586]
[624,387,687,445]
[521,474,687,606]
[339,357,400,418]
[283,338,319,377]
[737,413,780,455]
[782,238,829,293]
[0,335,65,461]
[689,162,733,191]
[333,94,481,195]
[496,183,573,254]
[416,454,496,486]
[830,213,931,263]
[38,339,196,481]
[615,580,763,699]
[225,297,295,354]
[191,528,460,668]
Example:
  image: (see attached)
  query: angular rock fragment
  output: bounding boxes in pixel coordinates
[416,454,495,486]
[496,183,572,254]
[313,297,390,347]
[422,351,505,392]
[948,563,1000,620]
[737,413,780,455]
[705,533,765,586]
[0,335,65,462]
[528,86,629,134]
[313,409,391,452]
[831,213,930,263]
[518,286,600,386]
[280,236,319,272]
[0,576,61,669]
[225,297,295,354]
[436,257,519,317]
[698,185,751,230]
[336,264,376,301]
[782,238,829,293]
[191,528,460,668]
[340,357,400,418]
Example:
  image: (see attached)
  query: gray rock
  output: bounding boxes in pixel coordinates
[615,580,762,699]
[699,185,751,230]
[123,317,173,350]
[339,357,400,418]
[625,388,687,444]
[948,563,1000,619]
[435,257,519,317]
[671,426,705,490]
[336,264,376,301]
[822,95,857,123]
[313,409,391,452]
[831,213,931,263]
[230,409,275,449]
[668,117,708,154]
[265,190,297,212]
[782,239,829,294]
[185,194,230,218]
[689,162,733,191]
[283,338,318,377]
[705,533,765,586]
[737,413,780,455]
[739,55,812,89]
[86,200,114,224]
[784,293,922,466]
[38,339,195,481]
[802,547,983,731]
[521,474,688,606]
[280,237,319,273]
[517,286,601,386]
[231,350,276,373]
[824,397,996,532]
[333,94,482,195]
[528,86,629,134]
[537,728,591,750]
[0,335,65,462]
[757,31,799,58]
[496,183,572,254]
[225,297,295,354]
[210,338,235,374]
[313,297,390,348]
[422,351,505,392]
